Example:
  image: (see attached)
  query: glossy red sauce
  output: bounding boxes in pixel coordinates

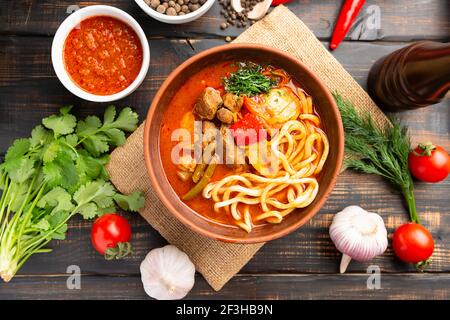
[63,16,143,95]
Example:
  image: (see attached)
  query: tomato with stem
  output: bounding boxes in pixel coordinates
[91,213,132,260]
[408,142,450,183]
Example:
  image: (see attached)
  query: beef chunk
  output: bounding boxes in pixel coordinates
[223,93,243,113]
[220,125,247,170]
[217,108,235,124]
[193,87,222,120]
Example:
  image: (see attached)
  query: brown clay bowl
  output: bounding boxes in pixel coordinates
[144,43,344,243]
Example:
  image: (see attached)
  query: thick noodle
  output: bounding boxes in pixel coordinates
[202,93,330,232]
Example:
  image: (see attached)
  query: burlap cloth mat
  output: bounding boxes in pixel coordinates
[106,5,389,291]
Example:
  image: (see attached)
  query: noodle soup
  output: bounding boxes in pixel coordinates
[160,61,329,233]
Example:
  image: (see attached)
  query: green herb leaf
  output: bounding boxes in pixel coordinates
[30,125,52,148]
[79,132,110,157]
[73,180,116,214]
[224,63,276,96]
[77,202,99,219]
[33,219,51,231]
[98,205,117,215]
[47,211,70,240]
[60,105,73,115]
[5,138,30,163]
[112,107,139,132]
[76,107,138,157]
[43,142,61,163]
[76,151,109,182]
[8,182,30,212]
[43,151,79,189]
[77,115,102,133]
[114,191,145,212]
[42,106,77,137]
[61,134,78,147]
[103,105,117,125]
[7,158,35,183]
[104,128,126,146]
[1,139,34,184]
[37,187,75,214]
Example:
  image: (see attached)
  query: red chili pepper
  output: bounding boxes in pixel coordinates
[230,113,266,146]
[330,0,366,51]
[271,0,292,6]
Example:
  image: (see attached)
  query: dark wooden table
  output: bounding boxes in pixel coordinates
[0,0,449,300]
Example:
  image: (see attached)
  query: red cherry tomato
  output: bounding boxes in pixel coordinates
[408,142,450,183]
[91,213,131,255]
[392,223,434,264]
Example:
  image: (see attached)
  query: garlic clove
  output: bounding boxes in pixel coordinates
[140,245,195,300]
[340,254,352,273]
[247,0,273,21]
[230,0,243,13]
[330,206,388,273]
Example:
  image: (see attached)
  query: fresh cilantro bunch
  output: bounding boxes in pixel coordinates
[0,106,144,282]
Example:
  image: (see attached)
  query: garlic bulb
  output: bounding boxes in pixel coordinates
[140,245,195,300]
[329,205,388,273]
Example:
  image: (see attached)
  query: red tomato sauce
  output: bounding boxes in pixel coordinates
[63,16,143,95]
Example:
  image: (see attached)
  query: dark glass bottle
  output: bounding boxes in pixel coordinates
[368,41,450,111]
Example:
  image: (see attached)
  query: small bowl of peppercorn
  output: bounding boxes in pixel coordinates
[135,0,215,24]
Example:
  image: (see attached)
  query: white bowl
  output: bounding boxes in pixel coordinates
[52,5,150,102]
[135,0,215,24]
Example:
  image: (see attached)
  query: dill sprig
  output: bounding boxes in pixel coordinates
[334,93,420,224]
[224,63,276,96]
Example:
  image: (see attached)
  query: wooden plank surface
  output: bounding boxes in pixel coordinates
[0,0,449,299]
[1,1,449,40]
[3,274,450,300]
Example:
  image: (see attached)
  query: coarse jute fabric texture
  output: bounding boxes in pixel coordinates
[106,5,389,292]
